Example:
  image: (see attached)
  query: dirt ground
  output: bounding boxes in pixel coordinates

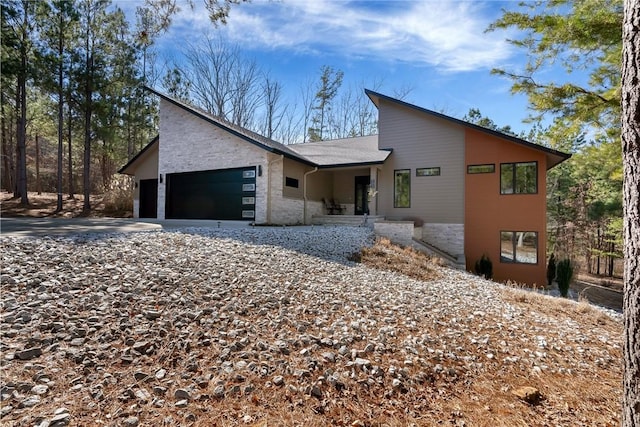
[0,191,132,219]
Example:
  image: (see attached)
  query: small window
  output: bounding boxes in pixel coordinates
[285,177,299,188]
[416,167,440,177]
[500,231,538,264]
[467,164,495,174]
[242,183,255,192]
[242,197,255,205]
[242,210,255,218]
[500,162,537,194]
[394,169,410,208]
[243,170,256,179]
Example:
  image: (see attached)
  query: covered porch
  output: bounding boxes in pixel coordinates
[301,164,383,222]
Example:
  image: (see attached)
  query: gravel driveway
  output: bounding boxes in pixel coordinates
[0,226,623,426]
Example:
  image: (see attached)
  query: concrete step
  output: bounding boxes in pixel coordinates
[412,238,466,270]
[311,215,385,226]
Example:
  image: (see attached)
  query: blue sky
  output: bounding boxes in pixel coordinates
[119,0,543,135]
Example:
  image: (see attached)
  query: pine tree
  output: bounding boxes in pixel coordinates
[36,0,79,211]
[620,0,640,423]
[308,66,343,142]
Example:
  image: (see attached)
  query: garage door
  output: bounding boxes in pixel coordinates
[165,167,256,220]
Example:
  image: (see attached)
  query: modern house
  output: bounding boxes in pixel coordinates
[120,88,571,286]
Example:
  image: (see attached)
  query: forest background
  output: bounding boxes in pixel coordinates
[0,0,623,279]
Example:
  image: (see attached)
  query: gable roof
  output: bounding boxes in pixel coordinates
[144,86,316,167]
[118,135,159,175]
[288,135,391,168]
[137,87,389,170]
[365,89,572,169]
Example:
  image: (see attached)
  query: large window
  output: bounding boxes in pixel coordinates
[500,231,538,264]
[394,169,410,208]
[500,162,537,194]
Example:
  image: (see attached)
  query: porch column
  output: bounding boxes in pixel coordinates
[368,166,378,216]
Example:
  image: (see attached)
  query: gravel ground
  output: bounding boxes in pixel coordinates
[0,226,623,426]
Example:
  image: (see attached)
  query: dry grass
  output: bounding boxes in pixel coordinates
[501,283,617,328]
[0,191,132,218]
[350,237,445,282]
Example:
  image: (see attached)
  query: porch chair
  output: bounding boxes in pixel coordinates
[322,198,346,215]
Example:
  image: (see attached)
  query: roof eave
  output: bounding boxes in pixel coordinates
[364,89,572,167]
[317,160,388,169]
[546,152,572,170]
[118,135,159,175]
[144,86,317,167]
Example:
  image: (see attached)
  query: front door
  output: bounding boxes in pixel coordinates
[354,176,370,215]
[139,178,158,218]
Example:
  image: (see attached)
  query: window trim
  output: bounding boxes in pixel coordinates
[500,161,538,195]
[499,231,539,265]
[394,169,411,208]
[467,163,495,174]
[416,167,440,177]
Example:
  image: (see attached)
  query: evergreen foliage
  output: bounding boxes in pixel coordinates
[546,253,556,288]
[556,258,574,298]
[474,254,493,280]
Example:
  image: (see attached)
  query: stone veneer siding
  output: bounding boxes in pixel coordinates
[157,100,269,222]
[374,221,415,247]
[421,223,464,258]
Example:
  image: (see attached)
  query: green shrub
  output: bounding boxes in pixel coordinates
[546,253,556,288]
[556,258,573,297]
[474,254,493,279]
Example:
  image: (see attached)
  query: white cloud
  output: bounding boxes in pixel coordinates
[211,0,515,72]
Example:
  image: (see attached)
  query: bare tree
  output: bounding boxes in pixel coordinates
[274,105,302,145]
[229,58,261,128]
[297,77,315,143]
[621,0,640,425]
[180,37,256,127]
[181,36,237,118]
[260,74,285,140]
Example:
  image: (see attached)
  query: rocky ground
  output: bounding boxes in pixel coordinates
[0,226,623,426]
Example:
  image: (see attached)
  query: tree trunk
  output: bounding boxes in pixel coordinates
[1,91,14,193]
[621,0,640,425]
[56,10,64,212]
[83,100,91,212]
[597,228,601,275]
[35,134,40,195]
[82,38,92,213]
[15,73,28,205]
[67,102,74,199]
[15,3,29,205]
[609,241,615,277]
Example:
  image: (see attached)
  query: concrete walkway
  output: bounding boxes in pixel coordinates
[0,217,254,237]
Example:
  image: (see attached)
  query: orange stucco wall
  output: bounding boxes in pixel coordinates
[464,129,548,286]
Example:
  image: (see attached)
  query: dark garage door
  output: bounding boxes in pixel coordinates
[165,167,256,220]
